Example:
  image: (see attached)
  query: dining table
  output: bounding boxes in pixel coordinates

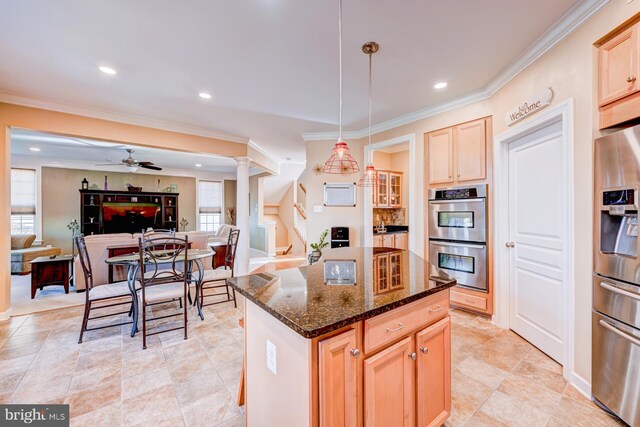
[105,248,214,337]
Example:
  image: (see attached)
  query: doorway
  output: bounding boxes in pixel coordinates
[494,100,574,376]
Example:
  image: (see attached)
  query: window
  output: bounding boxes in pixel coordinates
[11,168,37,235]
[198,180,222,232]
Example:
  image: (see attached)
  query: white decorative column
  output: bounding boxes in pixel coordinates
[235,157,251,276]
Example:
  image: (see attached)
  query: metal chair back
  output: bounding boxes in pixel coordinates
[224,229,240,274]
[75,234,95,292]
[138,236,189,286]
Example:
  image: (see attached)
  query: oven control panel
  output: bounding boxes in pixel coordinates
[602,189,634,206]
[434,188,478,200]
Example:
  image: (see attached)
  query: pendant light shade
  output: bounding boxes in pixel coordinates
[323,0,360,175]
[358,41,380,187]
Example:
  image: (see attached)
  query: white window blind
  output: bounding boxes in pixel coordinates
[11,168,36,215]
[198,181,222,214]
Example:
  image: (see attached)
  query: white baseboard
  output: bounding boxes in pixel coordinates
[0,307,13,321]
[569,370,592,399]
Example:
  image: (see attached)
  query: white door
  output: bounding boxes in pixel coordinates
[508,119,564,363]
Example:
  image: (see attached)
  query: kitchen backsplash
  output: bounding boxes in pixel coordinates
[373,208,406,225]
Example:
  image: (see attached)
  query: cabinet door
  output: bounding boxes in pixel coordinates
[382,234,395,248]
[427,128,454,185]
[373,235,383,248]
[389,173,402,207]
[389,252,403,290]
[599,25,640,106]
[319,329,359,427]
[364,336,415,427]
[377,172,389,207]
[416,317,451,427]
[394,233,408,250]
[454,119,486,182]
[375,254,389,292]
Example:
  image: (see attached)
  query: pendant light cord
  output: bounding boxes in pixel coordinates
[338,0,343,141]
[368,51,372,149]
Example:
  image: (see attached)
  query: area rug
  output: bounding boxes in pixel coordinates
[10,274,85,316]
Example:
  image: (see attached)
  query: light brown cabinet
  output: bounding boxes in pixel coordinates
[373,170,403,208]
[316,292,451,427]
[597,16,640,128]
[373,233,408,250]
[426,118,487,185]
[318,329,358,427]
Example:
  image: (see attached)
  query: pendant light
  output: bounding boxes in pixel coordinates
[358,41,379,187]
[323,0,360,175]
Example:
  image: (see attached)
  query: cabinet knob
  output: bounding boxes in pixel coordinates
[420,346,429,354]
[408,352,417,361]
[505,241,515,248]
[457,174,461,178]
[350,348,361,359]
[628,76,637,83]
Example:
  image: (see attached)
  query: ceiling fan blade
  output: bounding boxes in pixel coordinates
[139,164,162,171]
[94,163,122,166]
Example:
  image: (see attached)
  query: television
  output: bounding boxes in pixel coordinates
[102,202,162,234]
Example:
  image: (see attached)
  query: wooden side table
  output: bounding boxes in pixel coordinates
[30,255,73,299]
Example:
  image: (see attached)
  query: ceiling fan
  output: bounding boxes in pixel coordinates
[95,149,162,172]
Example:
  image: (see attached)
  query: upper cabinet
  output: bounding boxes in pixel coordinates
[597,16,640,129]
[373,170,403,208]
[427,118,488,185]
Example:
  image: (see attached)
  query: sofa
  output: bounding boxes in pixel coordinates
[73,231,213,291]
[209,224,239,244]
[10,234,61,274]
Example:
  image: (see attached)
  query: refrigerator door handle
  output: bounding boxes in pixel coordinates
[600,281,640,302]
[599,319,640,347]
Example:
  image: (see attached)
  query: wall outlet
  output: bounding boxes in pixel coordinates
[266,339,277,375]
[313,205,323,213]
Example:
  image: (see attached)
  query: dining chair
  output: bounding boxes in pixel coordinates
[75,234,140,344]
[140,230,184,308]
[138,236,190,349]
[196,229,240,308]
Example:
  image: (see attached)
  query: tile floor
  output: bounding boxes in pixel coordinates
[0,290,626,426]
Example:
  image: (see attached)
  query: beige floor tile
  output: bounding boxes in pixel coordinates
[463,410,507,426]
[497,373,563,415]
[479,390,550,427]
[122,384,180,426]
[522,346,562,375]
[181,388,241,427]
[10,374,72,404]
[173,367,226,407]
[510,361,566,394]
[122,348,165,376]
[217,415,245,427]
[456,356,510,390]
[75,345,123,372]
[70,401,122,427]
[0,372,24,395]
[122,365,172,400]
[131,414,185,427]
[65,380,122,418]
[69,360,122,393]
[549,397,626,427]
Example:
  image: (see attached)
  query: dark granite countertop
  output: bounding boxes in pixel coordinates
[373,225,408,235]
[227,247,456,339]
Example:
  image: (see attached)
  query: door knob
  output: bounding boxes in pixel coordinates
[420,346,429,354]
[505,242,515,248]
[627,76,637,83]
[408,352,417,361]
[350,348,361,358]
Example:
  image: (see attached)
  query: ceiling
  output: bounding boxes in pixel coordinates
[10,129,250,176]
[0,0,581,163]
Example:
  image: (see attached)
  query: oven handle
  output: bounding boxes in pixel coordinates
[599,319,640,347]
[600,281,640,302]
[428,198,485,204]
[430,241,486,250]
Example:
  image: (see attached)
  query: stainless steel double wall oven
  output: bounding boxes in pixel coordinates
[428,185,488,292]
[593,124,640,426]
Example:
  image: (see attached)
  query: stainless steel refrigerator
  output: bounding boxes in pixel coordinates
[593,124,640,426]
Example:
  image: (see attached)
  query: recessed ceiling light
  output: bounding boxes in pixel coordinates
[29,147,41,152]
[195,163,202,167]
[198,92,212,100]
[434,82,448,89]
[99,66,117,75]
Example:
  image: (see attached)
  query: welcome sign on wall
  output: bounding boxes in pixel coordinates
[505,87,554,126]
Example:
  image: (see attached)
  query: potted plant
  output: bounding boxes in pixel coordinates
[310,229,329,259]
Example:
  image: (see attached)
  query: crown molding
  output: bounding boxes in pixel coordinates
[0,91,251,144]
[303,0,609,142]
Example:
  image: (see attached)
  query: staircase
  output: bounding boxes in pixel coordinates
[294,202,307,251]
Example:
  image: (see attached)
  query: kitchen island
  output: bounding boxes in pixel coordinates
[228,247,456,427]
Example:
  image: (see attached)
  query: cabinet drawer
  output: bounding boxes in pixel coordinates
[450,290,487,311]
[364,291,449,354]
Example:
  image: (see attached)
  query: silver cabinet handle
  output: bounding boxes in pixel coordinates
[600,282,640,302]
[429,305,444,313]
[599,319,640,347]
[386,322,405,332]
[627,76,637,83]
[408,352,417,360]
[420,346,429,354]
[350,348,361,358]
[505,242,515,248]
